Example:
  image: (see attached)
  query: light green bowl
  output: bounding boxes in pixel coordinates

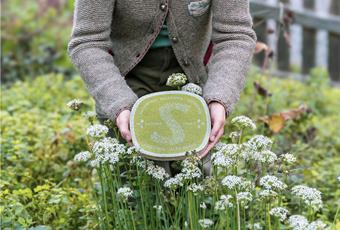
[130,91,211,160]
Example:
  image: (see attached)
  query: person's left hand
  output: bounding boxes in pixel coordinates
[199,101,226,159]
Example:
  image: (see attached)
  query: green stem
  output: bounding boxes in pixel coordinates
[235,190,241,230]
[99,165,111,229]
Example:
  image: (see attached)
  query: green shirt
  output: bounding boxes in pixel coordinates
[151,24,171,49]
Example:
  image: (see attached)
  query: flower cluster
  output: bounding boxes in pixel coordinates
[281,153,297,164]
[87,124,109,138]
[288,215,327,230]
[211,151,235,168]
[291,185,323,211]
[231,115,256,130]
[288,215,309,230]
[198,219,214,228]
[67,99,83,111]
[245,135,273,152]
[181,83,203,95]
[187,183,204,194]
[269,207,289,221]
[215,195,234,210]
[91,137,125,166]
[134,158,170,181]
[221,175,243,190]
[166,73,187,87]
[164,174,184,189]
[181,155,202,180]
[254,150,277,164]
[259,175,287,191]
[74,151,92,162]
[236,192,253,206]
[211,143,239,167]
[117,187,133,201]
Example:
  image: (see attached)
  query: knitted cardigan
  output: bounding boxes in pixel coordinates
[67,0,257,122]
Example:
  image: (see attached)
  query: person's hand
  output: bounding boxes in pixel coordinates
[116,109,132,145]
[199,102,226,159]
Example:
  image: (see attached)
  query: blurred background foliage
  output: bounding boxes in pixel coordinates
[1,0,75,83]
[1,0,339,229]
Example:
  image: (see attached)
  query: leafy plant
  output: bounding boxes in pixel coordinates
[1,0,74,83]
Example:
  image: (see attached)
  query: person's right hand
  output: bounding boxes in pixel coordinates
[115,109,132,145]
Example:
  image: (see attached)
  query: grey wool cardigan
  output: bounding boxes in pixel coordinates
[67,0,257,123]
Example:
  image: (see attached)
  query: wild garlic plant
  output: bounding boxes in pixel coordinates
[68,97,333,230]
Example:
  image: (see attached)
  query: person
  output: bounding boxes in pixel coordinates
[67,0,257,175]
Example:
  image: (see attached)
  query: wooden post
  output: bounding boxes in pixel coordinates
[253,17,268,67]
[315,0,331,68]
[302,0,316,74]
[277,0,290,71]
[329,0,340,81]
[289,0,303,71]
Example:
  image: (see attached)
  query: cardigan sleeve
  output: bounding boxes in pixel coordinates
[67,0,138,123]
[203,0,257,116]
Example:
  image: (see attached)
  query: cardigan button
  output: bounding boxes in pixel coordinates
[171,36,178,43]
[160,3,167,11]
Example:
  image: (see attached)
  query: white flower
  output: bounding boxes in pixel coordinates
[246,223,262,230]
[200,202,207,209]
[221,175,246,190]
[153,205,162,210]
[211,151,235,167]
[126,146,140,155]
[83,111,96,119]
[337,176,340,182]
[181,83,202,95]
[269,207,289,221]
[74,151,92,162]
[307,220,328,230]
[67,99,83,111]
[181,158,202,179]
[166,73,187,87]
[135,160,170,180]
[221,144,239,156]
[241,137,273,161]
[214,195,234,210]
[288,215,309,230]
[90,158,100,167]
[291,185,323,211]
[240,180,255,191]
[229,131,241,141]
[236,192,253,205]
[246,135,273,151]
[231,115,256,130]
[145,162,170,181]
[214,142,226,151]
[255,150,277,164]
[259,175,287,191]
[258,189,278,199]
[164,174,184,189]
[153,205,163,215]
[87,124,109,138]
[187,183,204,194]
[92,137,125,165]
[198,219,214,228]
[281,153,296,164]
[117,187,133,201]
